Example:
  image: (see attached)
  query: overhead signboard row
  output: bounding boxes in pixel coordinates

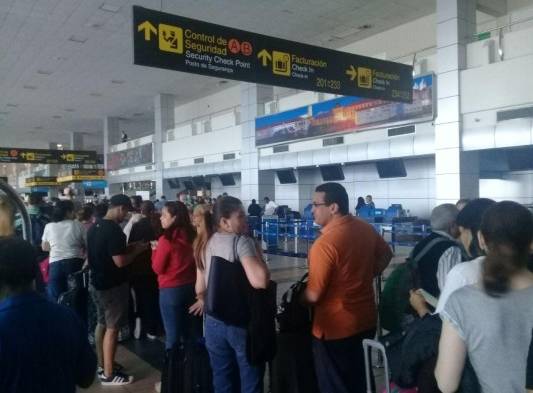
[133,6,413,103]
[0,148,97,165]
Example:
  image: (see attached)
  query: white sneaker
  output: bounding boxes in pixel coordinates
[99,371,133,386]
[146,333,157,340]
[154,381,161,392]
[134,317,141,340]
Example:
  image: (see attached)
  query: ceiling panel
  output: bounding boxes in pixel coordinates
[0,0,436,146]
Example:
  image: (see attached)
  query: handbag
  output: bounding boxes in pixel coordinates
[205,236,251,327]
[205,235,277,364]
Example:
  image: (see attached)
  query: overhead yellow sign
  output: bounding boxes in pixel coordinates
[57,169,105,183]
[25,176,58,187]
[132,6,413,102]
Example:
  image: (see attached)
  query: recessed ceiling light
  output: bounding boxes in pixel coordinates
[99,3,121,13]
[6,103,18,108]
[281,9,294,14]
[52,115,62,119]
[218,80,228,86]
[68,35,88,44]
[111,79,125,84]
[23,85,37,90]
[358,24,373,30]
[89,92,103,97]
[37,69,53,75]
[34,126,43,130]
[133,112,143,116]
[87,22,104,29]
[0,111,9,115]
[65,108,75,112]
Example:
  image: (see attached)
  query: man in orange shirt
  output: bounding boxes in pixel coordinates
[303,183,392,393]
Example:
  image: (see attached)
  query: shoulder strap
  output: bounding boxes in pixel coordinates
[233,235,240,263]
[409,236,454,269]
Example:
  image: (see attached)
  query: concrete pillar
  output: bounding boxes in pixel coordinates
[69,132,84,199]
[154,94,175,198]
[435,0,479,204]
[103,117,120,196]
[47,142,60,199]
[240,83,273,208]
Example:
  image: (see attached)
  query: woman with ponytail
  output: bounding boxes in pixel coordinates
[194,196,270,393]
[435,201,533,393]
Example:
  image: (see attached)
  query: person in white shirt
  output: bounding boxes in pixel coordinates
[263,197,278,216]
[410,198,496,316]
[41,200,87,301]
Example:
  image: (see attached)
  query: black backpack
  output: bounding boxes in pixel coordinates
[277,273,312,333]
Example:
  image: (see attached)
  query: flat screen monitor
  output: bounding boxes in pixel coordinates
[320,164,345,181]
[166,178,180,189]
[376,159,407,178]
[183,180,195,190]
[276,169,297,184]
[219,174,235,186]
[192,176,205,187]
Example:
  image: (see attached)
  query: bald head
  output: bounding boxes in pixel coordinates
[430,203,459,235]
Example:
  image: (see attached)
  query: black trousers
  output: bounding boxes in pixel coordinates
[312,329,376,393]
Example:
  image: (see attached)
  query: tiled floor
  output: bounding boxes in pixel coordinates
[79,250,409,393]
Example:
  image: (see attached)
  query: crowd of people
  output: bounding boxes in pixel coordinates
[0,183,532,393]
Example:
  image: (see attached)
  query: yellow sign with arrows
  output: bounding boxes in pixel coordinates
[133,6,413,102]
[138,21,157,41]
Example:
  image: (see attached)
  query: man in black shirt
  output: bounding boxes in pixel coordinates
[248,199,262,217]
[87,194,147,386]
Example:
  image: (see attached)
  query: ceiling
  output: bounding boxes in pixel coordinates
[0,0,437,150]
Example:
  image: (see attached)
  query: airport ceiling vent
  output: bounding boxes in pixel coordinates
[497,106,533,122]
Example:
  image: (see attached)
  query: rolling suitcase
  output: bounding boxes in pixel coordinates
[363,338,418,393]
[161,337,213,393]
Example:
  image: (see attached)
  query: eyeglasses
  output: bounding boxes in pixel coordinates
[312,202,329,207]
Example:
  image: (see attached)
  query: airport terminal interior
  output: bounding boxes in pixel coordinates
[1,0,533,392]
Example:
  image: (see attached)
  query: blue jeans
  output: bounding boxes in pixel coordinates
[47,258,84,302]
[159,284,195,349]
[205,315,264,393]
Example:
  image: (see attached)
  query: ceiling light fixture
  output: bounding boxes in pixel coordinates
[23,85,37,90]
[64,108,75,112]
[111,79,125,84]
[133,112,143,116]
[6,103,18,108]
[99,3,121,13]
[68,35,88,44]
[89,92,103,97]
[52,115,62,119]
[34,126,43,130]
[37,69,53,75]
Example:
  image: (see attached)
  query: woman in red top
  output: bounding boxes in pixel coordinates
[151,201,196,349]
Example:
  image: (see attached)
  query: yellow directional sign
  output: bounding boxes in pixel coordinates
[132,6,414,102]
[257,49,272,67]
[346,65,357,81]
[272,51,291,76]
[357,67,372,88]
[158,24,183,54]
[138,21,157,41]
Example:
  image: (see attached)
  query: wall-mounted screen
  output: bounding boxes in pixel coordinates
[320,164,345,181]
[277,169,297,184]
[376,159,407,178]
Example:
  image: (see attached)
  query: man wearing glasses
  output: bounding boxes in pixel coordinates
[303,182,392,393]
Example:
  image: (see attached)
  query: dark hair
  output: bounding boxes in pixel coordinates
[140,201,155,216]
[77,205,94,222]
[456,198,496,258]
[163,201,196,243]
[131,195,143,210]
[94,203,108,219]
[252,199,256,204]
[356,196,365,210]
[315,182,349,215]
[480,201,533,296]
[0,238,37,291]
[28,192,43,206]
[51,200,75,222]
[264,197,270,202]
[195,196,243,268]
[213,196,243,230]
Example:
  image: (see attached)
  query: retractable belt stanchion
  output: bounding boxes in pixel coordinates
[0,179,31,241]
